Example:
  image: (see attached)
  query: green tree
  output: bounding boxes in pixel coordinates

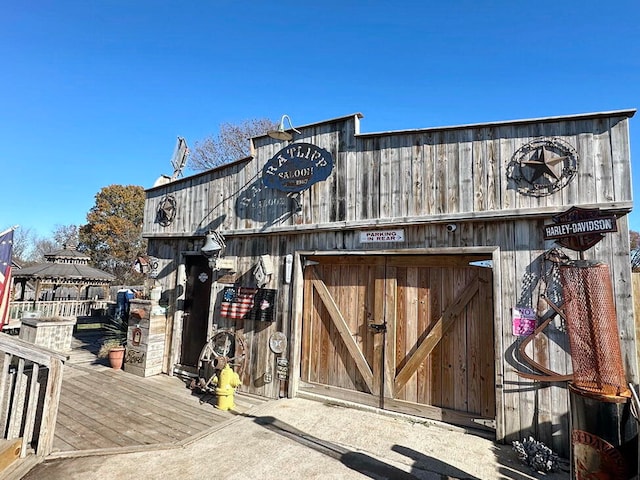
[188,118,277,171]
[79,185,147,284]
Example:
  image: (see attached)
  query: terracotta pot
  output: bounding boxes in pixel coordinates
[108,347,126,369]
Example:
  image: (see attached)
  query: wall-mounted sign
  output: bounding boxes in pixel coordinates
[543,206,617,252]
[512,307,536,337]
[360,229,405,243]
[131,327,142,346]
[276,357,289,380]
[262,142,334,192]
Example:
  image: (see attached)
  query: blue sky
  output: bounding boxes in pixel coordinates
[2,1,639,238]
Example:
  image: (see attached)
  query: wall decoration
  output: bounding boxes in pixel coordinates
[543,206,617,252]
[156,194,177,226]
[262,142,334,192]
[220,287,258,320]
[131,327,142,346]
[219,287,277,322]
[253,255,274,288]
[248,289,277,322]
[512,306,537,337]
[269,331,287,354]
[507,137,578,196]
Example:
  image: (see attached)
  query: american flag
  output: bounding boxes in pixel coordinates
[0,229,14,329]
[220,287,257,320]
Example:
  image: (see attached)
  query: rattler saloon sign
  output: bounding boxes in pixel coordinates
[262,142,334,192]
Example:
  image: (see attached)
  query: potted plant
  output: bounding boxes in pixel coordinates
[98,339,126,369]
[98,314,128,369]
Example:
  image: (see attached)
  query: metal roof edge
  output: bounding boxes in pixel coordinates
[355,109,637,138]
[145,156,253,193]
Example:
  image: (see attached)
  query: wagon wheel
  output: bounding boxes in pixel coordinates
[196,330,247,390]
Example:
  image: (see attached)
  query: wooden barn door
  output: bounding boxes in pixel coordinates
[300,254,496,431]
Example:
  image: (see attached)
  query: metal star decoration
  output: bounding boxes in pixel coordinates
[156,195,177,227]
[521,146,569,182]
[506,137,578,197]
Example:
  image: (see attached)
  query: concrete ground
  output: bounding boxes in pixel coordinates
[23,397,570,479]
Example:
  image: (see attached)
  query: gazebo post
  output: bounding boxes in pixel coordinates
[34,279,41,305]
[19,279,26,301]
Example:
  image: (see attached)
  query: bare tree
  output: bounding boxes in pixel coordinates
[631,230,640,272]
[12,224,80,264]
[188,118,277,171]
[11,227,34,263]
[52,224,79,247]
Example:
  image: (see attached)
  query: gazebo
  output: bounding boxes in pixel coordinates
[10,244,115,320]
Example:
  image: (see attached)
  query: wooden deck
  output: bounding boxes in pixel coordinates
[50,328,269,457]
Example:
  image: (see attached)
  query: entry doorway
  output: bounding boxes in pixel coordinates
[179,255,212,368]
[299,254,496,431]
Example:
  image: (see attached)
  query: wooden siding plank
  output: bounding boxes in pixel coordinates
[382,265,396,399]
[453,268,469,413]
[372,265,385,397]
[416,267,431,405]
[458,129,474,213]
[446,130,460,214]
[595,117,614,203]
[394,268,408,400]
[499,221,521,443]
[412,135,425,216]
[478,267,496,418]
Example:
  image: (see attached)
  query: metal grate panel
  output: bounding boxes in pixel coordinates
[560,261,629,397]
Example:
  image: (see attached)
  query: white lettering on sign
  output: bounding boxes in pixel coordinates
[544,217,616,239]
[360,229,405,243]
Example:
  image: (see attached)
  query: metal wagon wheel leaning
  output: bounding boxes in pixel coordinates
[193,329,247,392]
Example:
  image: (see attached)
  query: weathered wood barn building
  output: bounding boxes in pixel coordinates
[142,109,637,456]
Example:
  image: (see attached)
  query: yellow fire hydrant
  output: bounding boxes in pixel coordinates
[212,364,242,411]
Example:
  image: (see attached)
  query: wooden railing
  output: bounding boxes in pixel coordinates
[8,300,109,321]
[0,334,67,460]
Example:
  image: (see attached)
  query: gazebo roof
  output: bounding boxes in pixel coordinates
[44,245,91,261]
[13,263,115,284]
[13,244,115,285]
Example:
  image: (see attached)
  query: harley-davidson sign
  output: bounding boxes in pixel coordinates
[543,207,617,251]
[262,143,334,192]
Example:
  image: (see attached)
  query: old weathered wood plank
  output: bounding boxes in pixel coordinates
[394,274,479,395]
[458,128,474,213]
[20,364,40,457]
[394,267,408,400]
[310,270,374,392]
[452,268,469,413]
[0,438,22,472]
[61,375,209,438]
[62,378,179,439]
[0,352,12,436]
[416,267,431,405]
[499,221,520,444]
[478,267,496,418]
